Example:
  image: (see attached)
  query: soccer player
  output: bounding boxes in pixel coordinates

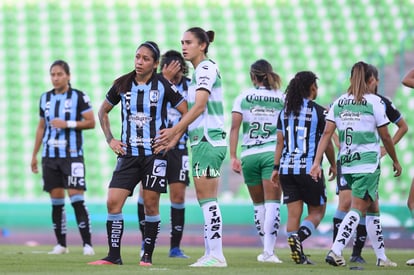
[271,71,336,264]
[401,68,414,266]
[332,64,407,264]
[230,59,284,263]
[310,61,401,267]
[31,60,95,256]
[88,41,187,266]
[137,50,191,259]
[154,27,228,267]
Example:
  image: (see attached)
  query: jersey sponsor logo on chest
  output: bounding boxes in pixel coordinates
[129,112,152,128]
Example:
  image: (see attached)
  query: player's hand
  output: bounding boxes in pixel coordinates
[31,156,38,173]
[108,138,127,155]
[393,161,402,177]
[328,165,337,181]
[231,157,241,174]
[50,118,67,129]
[271,170,280,188]
[309,164,322,181]
[162,61,181,83]
[153,128,181,154]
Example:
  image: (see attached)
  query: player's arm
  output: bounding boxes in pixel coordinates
[402,68,414,88]
[309,120,336,180]
[154,89,208,153]
[230,112,242,174]
[31,118,45,174]
[98,99,126,155]
[378,124,401,177]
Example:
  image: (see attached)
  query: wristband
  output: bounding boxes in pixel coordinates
[66,120,77,128]
[273,164,280,171]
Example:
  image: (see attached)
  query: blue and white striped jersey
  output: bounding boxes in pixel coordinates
[39,88,92,158]
[106,73,185,156]
[277,99,327,175]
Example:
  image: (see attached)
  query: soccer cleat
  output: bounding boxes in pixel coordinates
[287,234,304,264]
[299,254,314,265]
[169,247,189,258]
[88,257,123,265]
[257,252,283,263]
[349,255,366,264]
[376,258,397,267]
[139,253,152,266]
[83,244,95,256]
[406,258,414,266]
[48,244,69,255]
[325,250,346,266]
[189,255,227,267]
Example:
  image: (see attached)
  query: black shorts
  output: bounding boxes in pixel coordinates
[42,157,87,192]
[279,174,327,206]
[166,148,189,186]
[336,160,351,195]
[109,155,168,194]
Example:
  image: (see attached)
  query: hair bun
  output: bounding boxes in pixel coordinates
[206,30,215,43]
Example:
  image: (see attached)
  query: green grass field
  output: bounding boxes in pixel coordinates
[1,245,412,274]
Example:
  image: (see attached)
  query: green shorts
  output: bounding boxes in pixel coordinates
[191,141,227,178]
[343,168,380,201]
[241,151,274,186]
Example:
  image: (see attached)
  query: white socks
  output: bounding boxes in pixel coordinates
[201,201,225,261]
[366,214,386,261]
[253,204,265,245]
[331,210,360,255]
[263,202,280,255]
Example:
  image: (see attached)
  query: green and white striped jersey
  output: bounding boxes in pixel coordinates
[232,87,285,158]
[327,93,389,174]
[187,59,226,147]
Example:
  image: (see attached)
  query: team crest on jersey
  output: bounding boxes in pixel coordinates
[45,101,51,117]
[150,90,159,103]
[64,99,72,113]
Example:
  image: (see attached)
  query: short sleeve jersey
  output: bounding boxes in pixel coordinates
[187,59,226,147]
[165,76,190,150]
[277,99,327,174]
[232,87,285,158]
[105,73,184,156]
[376,94,402,124]
[327,93,389,174]
[39,88,93,158]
